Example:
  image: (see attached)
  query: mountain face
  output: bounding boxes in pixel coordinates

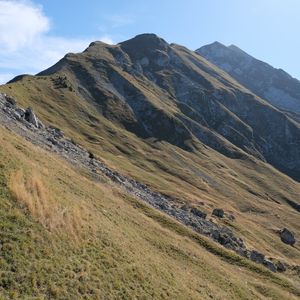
[196,42,300,117]
[1,33,300,298]
[34,34,300,180]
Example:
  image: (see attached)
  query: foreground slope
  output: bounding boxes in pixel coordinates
[196,42,300,118]
[0,34,300,286]
[0,115,299,299]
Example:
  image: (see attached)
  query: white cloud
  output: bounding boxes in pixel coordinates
[0,36,91,82]
[0,0,114,84]
[0,0,49,51]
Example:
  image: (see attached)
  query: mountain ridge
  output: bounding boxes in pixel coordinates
[196,41,300,115]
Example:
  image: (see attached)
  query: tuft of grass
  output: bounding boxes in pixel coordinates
[9,169,88,240]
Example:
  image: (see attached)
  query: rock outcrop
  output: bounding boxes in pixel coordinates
[0,93,44,129]
[280,228,296,246]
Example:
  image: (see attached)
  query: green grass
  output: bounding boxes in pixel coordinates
[0,127,299,299]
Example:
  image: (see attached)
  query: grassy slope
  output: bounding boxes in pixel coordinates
[0,126,299,299]
[1,75,300,267]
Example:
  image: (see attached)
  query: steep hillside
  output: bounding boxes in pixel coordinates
[0,33,300,298]
[1,121,300,299]
[196,42,300,117]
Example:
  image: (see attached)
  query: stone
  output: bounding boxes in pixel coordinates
[218,233,231,245]
[15,108,25,118]
[180,204,190,211]
[190,207,207,219]
[212,208,224,218]
[154,51,169,67]
[228,214,235,221]
[276,261,287,272]
[250,250,265,264]
[4,95,16,107]
[48,126,64,138]
[280,228,296,246]
[24,107,39,128]
[236,249,249,258]
[263,259,277,272]
[13,111,22,120]
[37,120,45,129]
[211,230,221,240]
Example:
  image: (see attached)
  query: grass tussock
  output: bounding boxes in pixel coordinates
[9,169,88,240]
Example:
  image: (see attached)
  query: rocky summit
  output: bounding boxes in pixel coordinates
[0,33,300,299]
[197,42,300,118]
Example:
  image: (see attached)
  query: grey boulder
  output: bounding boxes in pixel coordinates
[280,228,296,246]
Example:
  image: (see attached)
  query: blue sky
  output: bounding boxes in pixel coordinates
[0,0,300,83]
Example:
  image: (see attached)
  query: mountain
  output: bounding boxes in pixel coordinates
[21,33,300,180]
[0,34,300,299]
[196,42,300,118]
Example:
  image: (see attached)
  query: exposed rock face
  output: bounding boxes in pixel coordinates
[0,94,44,129]
[196,42,300,115]
[280,228,296,246]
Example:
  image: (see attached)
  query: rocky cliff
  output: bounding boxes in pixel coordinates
[196,42,300,117]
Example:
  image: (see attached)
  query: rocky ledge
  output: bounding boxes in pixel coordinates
[0,92,295,272]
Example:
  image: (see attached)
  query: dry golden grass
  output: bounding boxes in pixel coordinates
[9,169,89,240]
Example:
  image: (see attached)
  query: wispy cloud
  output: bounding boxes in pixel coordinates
[0,0,113,84]
[98,13,136,35]
[104,14,135,28]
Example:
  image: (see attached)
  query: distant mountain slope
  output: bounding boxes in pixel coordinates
[21,33,298,181]
[196,42,300,117]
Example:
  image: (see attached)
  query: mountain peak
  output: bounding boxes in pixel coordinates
[196,41,231,60]
[120,33,167,46]
[198,41,300,115]
[88,40,110,48]
[210,41,227,48]
[119,33,169,60]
